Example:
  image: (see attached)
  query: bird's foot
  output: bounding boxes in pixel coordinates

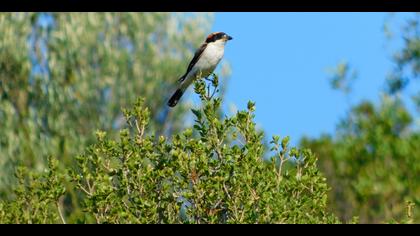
[204,77,214,83]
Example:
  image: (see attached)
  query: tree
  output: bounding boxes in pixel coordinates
[300,14,420,223]
[0,13,215,196]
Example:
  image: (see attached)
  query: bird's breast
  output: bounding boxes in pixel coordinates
[193,44,224,77]
[202,43,225,65]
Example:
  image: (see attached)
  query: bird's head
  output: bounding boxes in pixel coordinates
[205,32,233,44]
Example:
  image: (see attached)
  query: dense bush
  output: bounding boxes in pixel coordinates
[0,78,338,223]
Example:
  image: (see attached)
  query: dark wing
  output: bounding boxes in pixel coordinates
[179,43,207,82]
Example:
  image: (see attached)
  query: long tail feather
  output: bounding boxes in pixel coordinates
[167,89,184,107]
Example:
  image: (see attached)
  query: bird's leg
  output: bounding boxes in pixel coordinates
[207,81,211,99]
[203,77,213,99]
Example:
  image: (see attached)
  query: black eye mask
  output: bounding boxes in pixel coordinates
[206,32,226,43]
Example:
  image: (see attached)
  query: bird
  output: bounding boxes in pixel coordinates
[167,32,233,107]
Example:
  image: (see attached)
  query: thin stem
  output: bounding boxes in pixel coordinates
[56,199,66,224]
[134,119,144,141]
[276,145,288,188]
[79,185,92,196]
[223,183,231,199]
[207,83,211,100]
[209,87,218,100]
[277,161,284,186]
[86,178,94,193]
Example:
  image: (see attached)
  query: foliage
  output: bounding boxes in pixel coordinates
[0,13,214,195]
[386,13,420,96]
[2,12,418,224]
[0,76,338,223]
[327,61,358,97]
[301,97,420,223]
[300,14,420,223]
[0,157,66,223]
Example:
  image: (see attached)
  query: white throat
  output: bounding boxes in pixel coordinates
[205,40,225,60]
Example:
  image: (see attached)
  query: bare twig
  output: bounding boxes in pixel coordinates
[56,198,66,224]
[276,145,289,188]
[79,184,93,196]
[223,183,231,199]
[86,178,94,193]
[134,119,144,142]
[209,86,218,100]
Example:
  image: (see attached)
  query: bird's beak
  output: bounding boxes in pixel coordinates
[226,35,233,40]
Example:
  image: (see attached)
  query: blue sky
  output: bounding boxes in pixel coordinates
[208,12,415,144]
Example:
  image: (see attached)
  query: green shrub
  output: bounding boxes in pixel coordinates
[0,157,66,223]
[0,75,338,223]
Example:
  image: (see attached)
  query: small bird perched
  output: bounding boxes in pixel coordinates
[167,32,233,107]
